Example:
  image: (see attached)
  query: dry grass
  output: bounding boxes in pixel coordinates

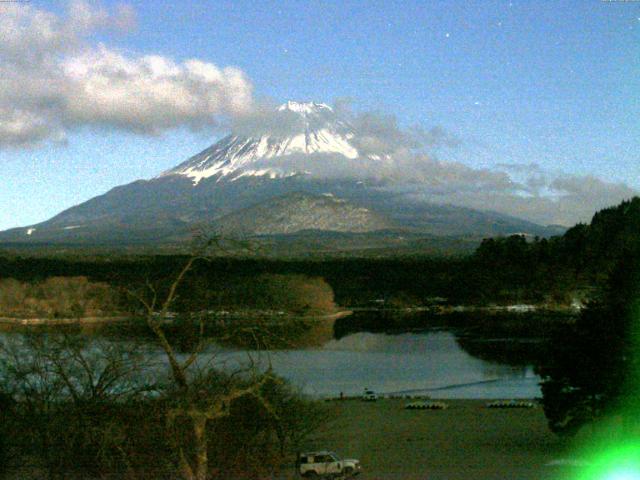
[294,399,578,480]
[244,274,337,315]
[0,276,123,319]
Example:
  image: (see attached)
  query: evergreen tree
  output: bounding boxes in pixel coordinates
[537,250,640,435]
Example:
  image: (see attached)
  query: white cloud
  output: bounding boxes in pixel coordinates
[401,163,638,227]
[333,109,637,226]
[226,102,637,227]
[0,1,253,147]
[61,48,253,134]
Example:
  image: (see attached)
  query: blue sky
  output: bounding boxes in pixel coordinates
[1,0,639,229]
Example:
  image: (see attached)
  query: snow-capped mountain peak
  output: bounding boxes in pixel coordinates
[277,101,332,114]
[162,101,361,185]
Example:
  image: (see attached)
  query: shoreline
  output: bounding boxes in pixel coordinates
[0,310,353,327]
[0,304,580,326]
[0,315,131,326]
[351,304,581,314]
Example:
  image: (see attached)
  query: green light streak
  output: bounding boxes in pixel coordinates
[576,443,640,480]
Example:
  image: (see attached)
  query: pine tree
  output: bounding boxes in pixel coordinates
[537,250,640,435]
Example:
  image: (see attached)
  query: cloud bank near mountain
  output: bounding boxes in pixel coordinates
[0,1,253,147]
[228,101,636,227]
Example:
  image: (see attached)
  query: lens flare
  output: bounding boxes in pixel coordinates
[578,443,640,480]
[605,470,640,480]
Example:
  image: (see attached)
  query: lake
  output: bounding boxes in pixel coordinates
[193,330,542,399]
[0,319,546,400]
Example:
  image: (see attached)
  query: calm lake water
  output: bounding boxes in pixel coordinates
[0,327,543,400]
[199,330,541,399]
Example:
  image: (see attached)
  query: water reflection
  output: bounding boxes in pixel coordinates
[0,329,543,400]
[208,331,541,398]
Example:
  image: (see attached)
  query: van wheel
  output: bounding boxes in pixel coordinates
[304,472,319,478]
[343,467,354,476]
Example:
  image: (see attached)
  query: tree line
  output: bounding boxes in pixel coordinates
[4,198,640,310]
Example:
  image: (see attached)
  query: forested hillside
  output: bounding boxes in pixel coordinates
[472,196,640,301]
[0,197,638,309]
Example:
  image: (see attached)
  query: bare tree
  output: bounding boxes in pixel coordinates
[0,333,156,479]
[129,236,289,480]
[0,236,326,480]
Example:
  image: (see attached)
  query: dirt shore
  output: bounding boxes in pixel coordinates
[0,316,130,326]
[298,398,577,480]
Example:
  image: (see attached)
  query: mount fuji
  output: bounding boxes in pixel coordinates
[0,101,562,251]
[163,101,363,185]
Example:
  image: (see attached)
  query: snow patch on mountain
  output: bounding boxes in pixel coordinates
[277,101,332,114]
[161,101,365,185]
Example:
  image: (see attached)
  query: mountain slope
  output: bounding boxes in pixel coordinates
[0,101,563,248]
[214,192,394,235]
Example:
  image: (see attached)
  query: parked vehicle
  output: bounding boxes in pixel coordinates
[298,451,361,478]
[361,388,378,401]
